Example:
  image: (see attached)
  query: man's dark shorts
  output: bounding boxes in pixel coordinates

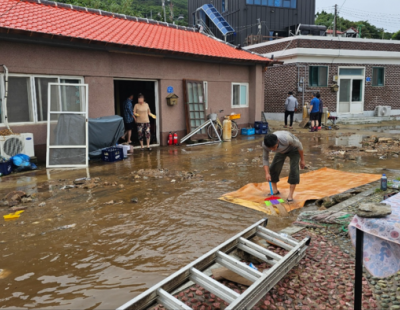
[310,112,319,121]
[124,122,134,131]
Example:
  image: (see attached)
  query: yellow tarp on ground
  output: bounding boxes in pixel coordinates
[220,168,381,216]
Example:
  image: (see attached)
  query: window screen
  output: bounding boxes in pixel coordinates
[184,80,206,134]
[372,68,384,86]
[309,66,328,87]
[35,77,58,121]
[7,77,33,123]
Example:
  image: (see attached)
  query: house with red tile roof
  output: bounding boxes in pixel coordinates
[0,0,270,156]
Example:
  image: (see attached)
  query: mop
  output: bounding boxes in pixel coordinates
[264,182,285,207]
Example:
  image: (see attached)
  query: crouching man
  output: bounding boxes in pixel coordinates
[263,131,305,202]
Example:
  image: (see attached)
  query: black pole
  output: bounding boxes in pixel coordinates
[354,228,364,310]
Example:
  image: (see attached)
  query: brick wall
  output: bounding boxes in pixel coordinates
[264,63,400,113]
[249,38,400,55]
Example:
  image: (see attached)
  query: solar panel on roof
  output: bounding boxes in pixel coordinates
[200,4,235,36]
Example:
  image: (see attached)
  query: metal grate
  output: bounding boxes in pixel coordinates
[3,137,24,157]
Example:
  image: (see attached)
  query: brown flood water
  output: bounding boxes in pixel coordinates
[1,125,399,309]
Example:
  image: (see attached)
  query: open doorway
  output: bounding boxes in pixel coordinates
[114,79,159,146]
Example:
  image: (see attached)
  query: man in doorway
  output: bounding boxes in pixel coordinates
[121,94,134,144]
[284,91,298,129]
[263,131,305,202]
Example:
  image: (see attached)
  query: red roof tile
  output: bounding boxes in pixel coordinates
[0,0,269,63]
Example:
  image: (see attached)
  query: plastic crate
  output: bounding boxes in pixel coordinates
[241,128,255,135]
[0,160,12,176]
[227,114,241,120]
[255,121,268,129]
[101,147,123,162]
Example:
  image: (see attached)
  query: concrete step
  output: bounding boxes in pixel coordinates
[337,116,394,125]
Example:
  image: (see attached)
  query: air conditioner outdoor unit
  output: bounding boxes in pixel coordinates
[0,133,35,160]
[374,106,391,117]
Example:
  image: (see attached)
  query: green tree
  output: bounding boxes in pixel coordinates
[316,10,396,39]
[392,30,400,40]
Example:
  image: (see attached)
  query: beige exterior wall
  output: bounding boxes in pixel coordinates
[0,40,264,150]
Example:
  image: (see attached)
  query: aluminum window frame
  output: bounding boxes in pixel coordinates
[231,82,249,108]
[372,67,385,87]
[46,82,89,168]
[0,73,84,126]
[203,81,208,110]
[308,66,329,87]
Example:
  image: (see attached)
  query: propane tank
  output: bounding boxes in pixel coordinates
[168,132,173,145]
[302,104,308,119]
[222,119,232,141]
[173,132,178,145]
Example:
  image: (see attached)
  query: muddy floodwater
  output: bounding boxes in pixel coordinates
[1,121,400,309]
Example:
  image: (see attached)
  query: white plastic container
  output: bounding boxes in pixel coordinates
[117,145,131,158]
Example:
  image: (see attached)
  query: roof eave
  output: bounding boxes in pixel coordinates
[0,28,270,66]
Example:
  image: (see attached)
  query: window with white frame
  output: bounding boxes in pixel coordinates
[0,75,84,124]
[232,83,249,108]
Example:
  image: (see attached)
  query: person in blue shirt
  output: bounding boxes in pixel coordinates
[121,94,134,143]
[309,93,320,132]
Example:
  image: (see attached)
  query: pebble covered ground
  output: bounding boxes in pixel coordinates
[151,227,379,310]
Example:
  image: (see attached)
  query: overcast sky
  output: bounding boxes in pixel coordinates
[316,0,400,33]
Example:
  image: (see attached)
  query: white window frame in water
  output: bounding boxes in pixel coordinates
[0,74,84,125]
[46,82,89,169]
[231,83,249,108]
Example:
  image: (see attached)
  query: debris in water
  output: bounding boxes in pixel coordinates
[57,223,76,230]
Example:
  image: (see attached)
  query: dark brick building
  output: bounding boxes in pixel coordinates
[246,36,400,120]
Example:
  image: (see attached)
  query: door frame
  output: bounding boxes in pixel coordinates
[113,78,160,148]
[336,66,366,115]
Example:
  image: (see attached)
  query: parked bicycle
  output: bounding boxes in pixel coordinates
[207,110,239,139]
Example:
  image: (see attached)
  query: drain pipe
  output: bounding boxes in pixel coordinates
[1,64,12,132]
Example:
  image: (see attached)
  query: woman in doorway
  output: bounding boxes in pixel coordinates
[133,93,152,151]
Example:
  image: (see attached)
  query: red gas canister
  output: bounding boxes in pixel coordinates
[168,132,173,145]
[173,132,178,145]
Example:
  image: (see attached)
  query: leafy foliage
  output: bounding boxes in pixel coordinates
[315,11,396,40]
[56,0,189,26]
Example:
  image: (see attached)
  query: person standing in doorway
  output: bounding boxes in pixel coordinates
[121,94,134,144]
[309,93,320,132]
[317,92,323,130]
[284,91,298,129]
[263,131,305,203]
[133,93,152,151]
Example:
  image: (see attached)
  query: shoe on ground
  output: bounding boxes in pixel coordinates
[318,126,321,130]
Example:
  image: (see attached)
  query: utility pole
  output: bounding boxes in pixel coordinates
[382,28,385,40]
[161,0,166,22]
[169,0,174,22]
[333,4,337,37]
